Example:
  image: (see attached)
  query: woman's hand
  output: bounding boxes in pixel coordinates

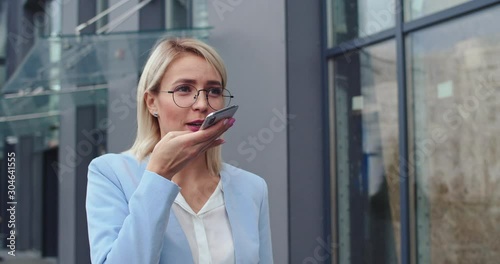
[146,118,235,180]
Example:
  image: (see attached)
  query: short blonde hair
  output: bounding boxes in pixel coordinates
[128,38,227,176]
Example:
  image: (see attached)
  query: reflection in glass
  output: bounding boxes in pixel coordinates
[407,5,500,263]
[166,0,189,29]
[192,0,209,28]
[327,0,395,47]
[332,40,400,263]
[0,65,5,88]
[2,29,210,95]
[97,0,109,31]
[405,0,470,20]
[0,0,6,58]
[0,86,107,258]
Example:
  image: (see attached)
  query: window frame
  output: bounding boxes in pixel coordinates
[323,0,500,264]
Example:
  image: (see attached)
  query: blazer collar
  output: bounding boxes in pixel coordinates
[220,164,244,263]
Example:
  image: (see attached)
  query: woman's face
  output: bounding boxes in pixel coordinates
[147,53,224,136]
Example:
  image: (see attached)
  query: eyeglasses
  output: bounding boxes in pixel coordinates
[160,85,234,110]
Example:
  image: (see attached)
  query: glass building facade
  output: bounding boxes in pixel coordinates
[326,0,500,263]
[0,0,209,262]
[0,0,5,86]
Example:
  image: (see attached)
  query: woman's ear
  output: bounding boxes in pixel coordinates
[144,91,157,116]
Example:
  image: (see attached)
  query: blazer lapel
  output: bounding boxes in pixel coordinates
[221,168,245,263]
[140,156,194,263]
[164,210,195,264]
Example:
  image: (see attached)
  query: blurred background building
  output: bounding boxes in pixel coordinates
[0,0,499,263]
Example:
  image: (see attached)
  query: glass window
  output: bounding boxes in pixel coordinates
[327,0,396,47]
[0,0,6,58]
[191,0,208,28]
[166,0,189,29]
[97,0,109,31]
[0,64,5,86]
[165,0,208,30]
[331,40,400,263]
[406,4,500,263]
[405,0,470,21]
[0,0,6,88]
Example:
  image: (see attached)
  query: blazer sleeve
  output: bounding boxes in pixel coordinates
[259,179,274,264]
[86,157,180,264]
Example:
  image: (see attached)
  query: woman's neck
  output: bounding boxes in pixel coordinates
[171,154,218,187]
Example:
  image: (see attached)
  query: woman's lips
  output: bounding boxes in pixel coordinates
[186,118,204,132]
[186,119,204,132]
[187,124,201,132]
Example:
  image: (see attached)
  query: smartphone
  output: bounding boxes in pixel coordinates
[200,105,239,130]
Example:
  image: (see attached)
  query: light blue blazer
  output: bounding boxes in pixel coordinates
[86,153,273,264]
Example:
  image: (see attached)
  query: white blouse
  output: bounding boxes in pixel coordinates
[172,180,235,264]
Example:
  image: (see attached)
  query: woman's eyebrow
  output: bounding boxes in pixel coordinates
[172,79,196,85]
[206,80,222,86]
[172,79,222,86]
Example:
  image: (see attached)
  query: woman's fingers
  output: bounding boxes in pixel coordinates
[200,138,226,153]
[159,118,233,152]
[201,118,235,141]
[173,118,232,156]
[163,130,191,140]
[147,119,234,179]
[183,118,235,145]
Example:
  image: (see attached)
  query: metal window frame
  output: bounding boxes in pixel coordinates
[76,0,154,35]
[321,0,334,263]
[322,0,500,264]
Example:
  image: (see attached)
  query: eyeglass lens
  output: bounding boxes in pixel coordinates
[172,87,231,110]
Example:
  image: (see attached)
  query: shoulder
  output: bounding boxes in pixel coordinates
[221,163,268,193]
[88,152,144,184]
[89,152,140,170]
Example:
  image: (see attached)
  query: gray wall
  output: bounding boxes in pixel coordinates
[286,1,330,263]
[207,1,288,263]
[59,0,79,263]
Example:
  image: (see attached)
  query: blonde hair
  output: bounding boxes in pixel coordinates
[128,38,227,175]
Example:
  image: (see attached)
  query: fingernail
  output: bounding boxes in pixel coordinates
[223,119,229,125]
[228,118,236,126]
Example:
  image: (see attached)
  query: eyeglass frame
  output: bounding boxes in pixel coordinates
[159,87,234,110]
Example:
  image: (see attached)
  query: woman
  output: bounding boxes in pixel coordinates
[86,38,273,264]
